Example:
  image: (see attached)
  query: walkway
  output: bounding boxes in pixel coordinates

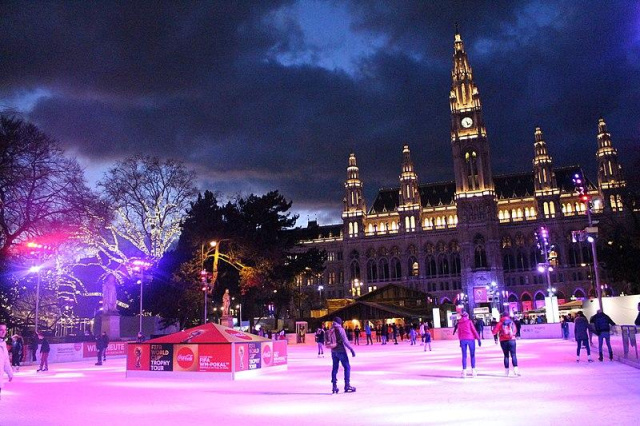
[4,338,639,425]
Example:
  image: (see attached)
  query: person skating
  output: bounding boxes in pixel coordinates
[0,323,14,399]
[589,309,616,361]
[36,333,50,372]
[364,322,373,345]
[456,311,481,377]
[315,327,325,357]
[330,317,356,394]
[474,316,485,339]
[574,311,593,362]
[10,335,22,371]
[423,327,432,352]
[493,312,520,376]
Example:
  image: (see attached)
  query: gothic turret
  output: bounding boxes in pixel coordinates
[596,117,625,211]
[450,29,494,196]
[398,145,421,232]
[342,152,366,237]
[533,127,557,193]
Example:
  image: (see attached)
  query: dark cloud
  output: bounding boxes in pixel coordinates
[1,0,639,224]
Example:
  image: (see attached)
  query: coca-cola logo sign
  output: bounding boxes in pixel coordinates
[176,346,195,369]
[223,328,252,340]
[262,344,272,366]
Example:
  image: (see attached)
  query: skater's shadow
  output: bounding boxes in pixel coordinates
[208,390,328,396]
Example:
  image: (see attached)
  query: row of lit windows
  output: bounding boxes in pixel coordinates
[498,207,537,222]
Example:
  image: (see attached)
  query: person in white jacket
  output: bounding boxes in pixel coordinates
[0,323,15,399]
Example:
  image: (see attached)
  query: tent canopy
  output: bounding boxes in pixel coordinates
[146,323,269,344]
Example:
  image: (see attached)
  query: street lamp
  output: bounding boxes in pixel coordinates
[318,285,324,307]
[236,303,242,330]
[130,258,152,335]
[572,173,603,311]
[29,265,42,333]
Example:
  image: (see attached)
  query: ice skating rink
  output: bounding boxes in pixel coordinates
[3,337,639,425]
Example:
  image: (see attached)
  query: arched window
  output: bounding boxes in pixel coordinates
[451,252,461,276]
[408,256,419,277]
[574,289,586,299]
[378,258,390,281]
[503,253,515,271]
[350,260,360,280]
[390,258,402,280]
[516,251,528,271]
[366,259,377,281]
[473,235,488,269]
[426,255,437,278]
[465,151,479,190]
[438,254,449,275]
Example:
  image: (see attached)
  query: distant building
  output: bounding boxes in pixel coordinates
[298,30,628,316]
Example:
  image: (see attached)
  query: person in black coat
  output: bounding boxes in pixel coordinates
[95,332,109,365]
[574,311,593,362]
[589,310,616,361]
[37,334,50,372]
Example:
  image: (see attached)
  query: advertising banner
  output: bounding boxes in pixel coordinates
[49,343,84,363]
[150,343,173,371]
[83,341,127,358]
[198,344,232,373]
[271,341,287,366]
[261,342,273,367]
[235,343,248,371]
[173,344,198,372]
[248,342,261,370]
[522,301,533,312]
[126,343,150,371]
[473,287,488,303]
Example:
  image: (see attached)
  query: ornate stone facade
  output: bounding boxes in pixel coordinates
[299,31,628,315]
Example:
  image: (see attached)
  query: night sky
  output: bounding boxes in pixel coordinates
[2,1,639,225]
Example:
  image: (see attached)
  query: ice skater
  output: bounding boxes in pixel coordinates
[315,327,325,357]
[493,312,520,376]
[330,317,356,394]
[590,309,616,361]
[423,327,432,352]
[37,333,50,372]
[456,311,481,377]
[574,311,593,362]
[0,323,14,399]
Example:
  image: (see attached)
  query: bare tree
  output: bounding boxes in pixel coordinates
[84,155,197,279]
[0,115,99,257]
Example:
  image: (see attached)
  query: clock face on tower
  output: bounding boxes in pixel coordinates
[461,117,473,128]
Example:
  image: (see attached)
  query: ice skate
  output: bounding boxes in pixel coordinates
[472,368,477,377]
[504,368,509,377]
[461,369,467,378]
[513,367,520,376]
[332,384,339,394]
[344,385,356,393]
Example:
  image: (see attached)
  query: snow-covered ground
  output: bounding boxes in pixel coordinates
[3,337,639,425]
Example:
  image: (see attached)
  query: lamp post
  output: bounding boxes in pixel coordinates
[573,173,603,311]
[318,285,324,307]
[130,258,152,335]
[236,303,242,330]
[29,265,42,333]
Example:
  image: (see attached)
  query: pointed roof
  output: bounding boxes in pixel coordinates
[146,322,269,344]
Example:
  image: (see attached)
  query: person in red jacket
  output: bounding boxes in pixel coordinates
[493,312,520,376]
[455,311,481,377]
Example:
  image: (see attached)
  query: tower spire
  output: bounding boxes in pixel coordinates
[596,117,625,211]
[342,152,366,237]
[398,145,421,232]
[533,126,557,193]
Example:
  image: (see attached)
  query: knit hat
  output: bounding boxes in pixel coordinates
[333,317,343,325]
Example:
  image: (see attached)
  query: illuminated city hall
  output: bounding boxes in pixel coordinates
[300,31,628,317]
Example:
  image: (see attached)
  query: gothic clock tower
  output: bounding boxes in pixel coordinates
[449,28,503,309]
